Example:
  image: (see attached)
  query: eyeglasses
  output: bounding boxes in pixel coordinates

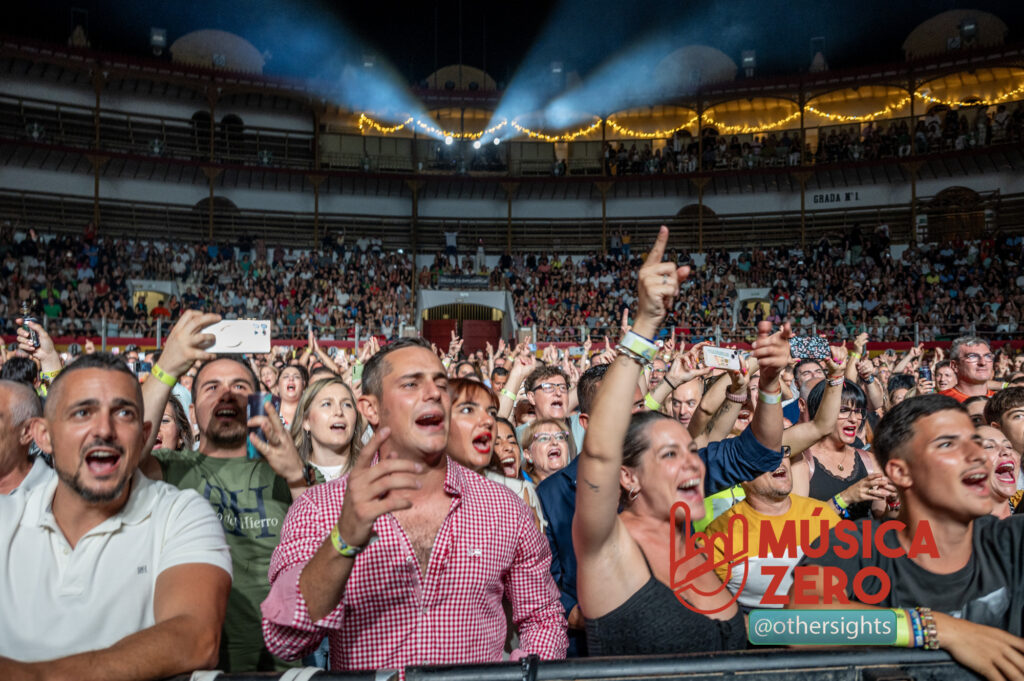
[839,407,866,419]
[961,353,995,364]
[534,382,569,394]
[533,431,570,445]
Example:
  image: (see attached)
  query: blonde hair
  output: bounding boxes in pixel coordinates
[290,377,364,474]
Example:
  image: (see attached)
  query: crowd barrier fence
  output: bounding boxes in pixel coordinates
[164,648,972,681]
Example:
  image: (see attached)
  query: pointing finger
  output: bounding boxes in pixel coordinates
[644,225,670,268]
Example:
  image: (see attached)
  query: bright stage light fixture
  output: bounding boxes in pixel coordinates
[444,136,454,145]
[493,138,501,145]
[473,140,481,149]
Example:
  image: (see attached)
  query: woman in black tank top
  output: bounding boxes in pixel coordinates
[794,379,895,519]
[575,236,762,656]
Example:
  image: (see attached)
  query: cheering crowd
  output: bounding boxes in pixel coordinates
[3,220,1024,346]
[3,226,1024,681]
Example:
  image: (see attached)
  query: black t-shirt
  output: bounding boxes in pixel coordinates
[800,515,1024,635]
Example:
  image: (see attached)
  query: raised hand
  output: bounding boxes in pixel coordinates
[158,310,221,378]
[247,400,305,485]
[825,345,848,377]
[16,317,61,374]
[751,321,793,388]
[335,427,423,548]
[633,226,690,339]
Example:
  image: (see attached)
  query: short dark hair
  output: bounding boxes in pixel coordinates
[963,395,990,410]
[46,352,141,417]
[362,337,434,400]
[190,355,258,404]
[577,364,610,416]
[525,365,568,393]
[280,363,309,385]
[873,394,965,468]
[806,379,866,419]
[793,359,825,389]
[0,357,39,388]
[887,373,916,394]
[491,366,509,379]
[984,387,1024,426]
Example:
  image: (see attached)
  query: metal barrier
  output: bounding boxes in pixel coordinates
[163,648,971,681]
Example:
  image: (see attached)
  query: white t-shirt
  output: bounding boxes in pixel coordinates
[0,471,232,662]
[6,456,54,496]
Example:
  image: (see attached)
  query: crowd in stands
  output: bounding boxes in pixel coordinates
[6,224,1024,681]
[603,102,1024,176]
[4,220,1024,349]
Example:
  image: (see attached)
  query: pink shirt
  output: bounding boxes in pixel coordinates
[261,458,567,670]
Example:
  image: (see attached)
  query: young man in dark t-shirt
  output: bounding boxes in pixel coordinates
[795,394,1024,679]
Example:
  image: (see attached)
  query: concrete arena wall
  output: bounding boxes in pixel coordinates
[2,165,1020,222]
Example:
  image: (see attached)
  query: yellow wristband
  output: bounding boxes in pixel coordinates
[893,609,911,648]
[644,393,661,410]
[150,364,177,388]
[501,388,518,402]
[329,525,365,558]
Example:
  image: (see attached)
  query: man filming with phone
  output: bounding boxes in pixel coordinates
[139,311,308,672]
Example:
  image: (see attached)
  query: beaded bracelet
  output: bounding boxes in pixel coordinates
[917,607,939,650]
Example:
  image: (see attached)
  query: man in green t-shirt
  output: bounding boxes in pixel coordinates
[139,311,308,672]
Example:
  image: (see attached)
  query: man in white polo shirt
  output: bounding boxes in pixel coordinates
[0,353,232,680]
[0,379,51,496]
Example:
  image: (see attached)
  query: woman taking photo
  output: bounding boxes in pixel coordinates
[290,377,363,483]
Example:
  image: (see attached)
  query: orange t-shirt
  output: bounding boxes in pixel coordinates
[940,386,996,403]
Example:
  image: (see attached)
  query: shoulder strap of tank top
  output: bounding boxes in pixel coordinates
[855,449,873,474]
[806,451,816,477]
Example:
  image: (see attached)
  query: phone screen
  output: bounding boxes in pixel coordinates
[789,337,831,360]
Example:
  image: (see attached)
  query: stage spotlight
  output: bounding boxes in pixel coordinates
[444,136,454,145]
[472,140,481,149]
[493,138,501,146]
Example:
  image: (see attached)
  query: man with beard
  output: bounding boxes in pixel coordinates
[705,456,839,610]
[139,311,307,672]
[0,353,231,680]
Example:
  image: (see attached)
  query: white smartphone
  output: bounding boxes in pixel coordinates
[702,345,744,372]
[202,320,272,354]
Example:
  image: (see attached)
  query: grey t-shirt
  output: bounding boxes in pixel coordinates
[800,514,1024,635]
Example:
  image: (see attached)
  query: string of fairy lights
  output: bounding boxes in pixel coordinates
[355,80,1024,141]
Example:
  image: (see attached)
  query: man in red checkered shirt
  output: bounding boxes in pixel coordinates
[261,337,567,670]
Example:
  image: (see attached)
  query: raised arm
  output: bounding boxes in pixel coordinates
[497,352,536,419]
[140,311,220,477]
[574,226,688,559]
[748,321,794,452]
[783,346,847,456]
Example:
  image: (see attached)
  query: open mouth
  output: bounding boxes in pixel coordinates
[85,448,123,476]
[330,422,347,433]
[771,467,788,479]
[995,461,1016,485]
[215,405,239,420]
[546,446,563,464]
[550,399,564,412]
[842,426,858,438]
[961,470,989,494]
[676,477,702,499]
[415,412,444,431]
[500,454,518,477]
[472,433,492,454]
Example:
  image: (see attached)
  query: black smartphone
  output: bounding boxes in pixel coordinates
[246,393,281,460]
[918,366,932,381]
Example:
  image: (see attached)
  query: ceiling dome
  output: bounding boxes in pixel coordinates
[654,46,737,94]
[903,10,1007,60]
[170,29,264,74]
[424,64,497,90]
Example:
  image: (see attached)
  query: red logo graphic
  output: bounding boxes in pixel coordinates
[669,501,938,614]
[669,501,748,615]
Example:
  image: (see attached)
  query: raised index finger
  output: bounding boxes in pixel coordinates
[644,225,670,268]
